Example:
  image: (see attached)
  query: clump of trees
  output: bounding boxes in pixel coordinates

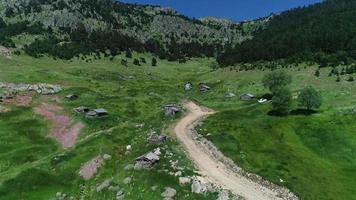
[263,71,292,115]
[262,71,323,115]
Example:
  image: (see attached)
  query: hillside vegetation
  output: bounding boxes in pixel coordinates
[0,0,267,60]
[218,0,356,69]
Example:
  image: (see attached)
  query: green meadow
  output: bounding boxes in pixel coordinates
[0,53,355,200]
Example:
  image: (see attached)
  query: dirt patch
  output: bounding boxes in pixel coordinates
[79,156,104,180]
[33,103,84,149]
[3,93,33,107]
[0,105,10,113]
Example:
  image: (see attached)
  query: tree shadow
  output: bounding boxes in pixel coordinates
[290,109,318,116]
[267,110,289,117]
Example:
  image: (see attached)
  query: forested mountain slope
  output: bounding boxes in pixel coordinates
[218,0,356,67]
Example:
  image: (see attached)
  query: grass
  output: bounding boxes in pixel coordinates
[0,52,355,199]
[0,54,218,200]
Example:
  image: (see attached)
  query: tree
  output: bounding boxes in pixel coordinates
[272,87,293,115]
[347,76,354,82]
[125,49,132,58]
[151,57,157,66]
[262,71,292,93]
[298,86,322,110]
[314,70,320,77]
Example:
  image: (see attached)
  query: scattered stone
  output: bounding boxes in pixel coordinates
[191,178,207,194]
[66,94,79,101]
[174,171,182,177]
[161,187,176,199]
[179,177,191,186]
[126,145,132,151]
[148,134,167,145]
[184,82,193,91]
[0,82,62,95]
[73,106,90,113]
[225,92,236,98]
[124,164,134,171]
[103,154,112,160]
[123,177,132,185]
[96,179,112,192]
[108,186,121,192]
[116,190,125,200]
[199,83,210,92]
[217,191,229,200]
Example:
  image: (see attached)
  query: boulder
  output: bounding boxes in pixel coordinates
[161,187,176,199]
[191,178,207,194]
[116,190,125,200]
[103,154,112,160]
[96,179,112,192]
[179,177,191,186]
[123,177,132,184]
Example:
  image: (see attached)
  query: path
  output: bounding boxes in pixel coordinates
[174,101,297,200]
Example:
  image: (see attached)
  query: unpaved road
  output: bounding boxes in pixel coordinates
[174,101,292,200]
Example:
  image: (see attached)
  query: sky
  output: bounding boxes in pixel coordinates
[119,0,323,22]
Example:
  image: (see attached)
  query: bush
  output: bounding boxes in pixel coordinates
[133,58,140,66]
[298,86,322,110]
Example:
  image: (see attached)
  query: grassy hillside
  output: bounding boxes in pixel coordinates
[0,54,219,200]
[0,51,354,199]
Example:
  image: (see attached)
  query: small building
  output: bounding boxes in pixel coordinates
[65,94,79,101]
[184,82,193,91]
[148,134,167,145]
[135,148,161,168]
[86,108,108,118]
[73,106,90,113]
[240,93,255,101]
[199,83,210,93]
[163,104,179,116]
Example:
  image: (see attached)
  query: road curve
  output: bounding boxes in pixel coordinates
[174,101,288,200]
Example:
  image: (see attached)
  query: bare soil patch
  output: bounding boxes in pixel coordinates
[3,93,33,107]
[78,156,104,180]
[33,103,84,149]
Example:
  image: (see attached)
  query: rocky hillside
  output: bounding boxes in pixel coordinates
[0,0,268,60]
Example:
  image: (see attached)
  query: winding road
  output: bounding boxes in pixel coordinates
[174,101,294,200]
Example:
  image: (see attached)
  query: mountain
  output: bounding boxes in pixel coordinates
[217,0,356,68]
[0,0,267,60]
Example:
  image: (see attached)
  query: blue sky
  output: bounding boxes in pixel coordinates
[119,0,323,22]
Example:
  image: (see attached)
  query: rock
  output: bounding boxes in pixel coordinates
[161,187,176,198]
[123,177,132,184]
[103,154,112,160]
[225,92,236,98]
[174,171,182,177]
[179,177,191,186]
[108,186,121,192]
[191,178,207,194]
[56,192,62,198]
[217,191,229,200]
[96,179,112,192]
[124,164,134,171]
[116,190,125,200]
[126,145,132,151]
[151,185,158,191]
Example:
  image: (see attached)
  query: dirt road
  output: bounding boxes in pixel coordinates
[174,101,296,200]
